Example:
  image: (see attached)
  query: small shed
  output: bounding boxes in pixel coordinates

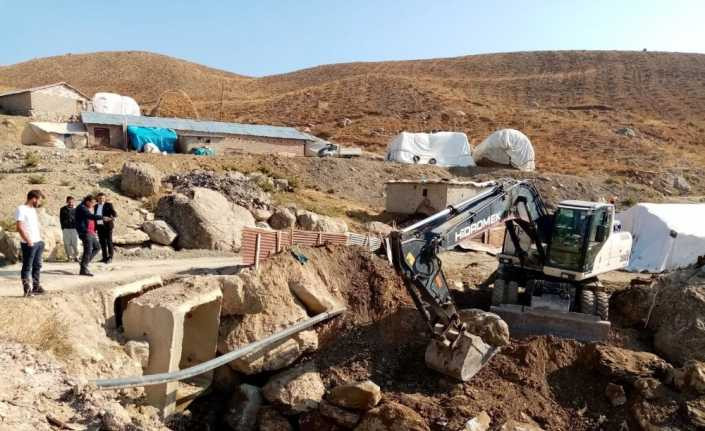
[0,82,89,121]
[80,112,317,154]
[385,179,495,215]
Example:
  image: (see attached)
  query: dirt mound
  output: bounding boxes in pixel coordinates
[164,169,271,210]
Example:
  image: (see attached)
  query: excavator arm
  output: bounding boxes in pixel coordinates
[389,180,549,345]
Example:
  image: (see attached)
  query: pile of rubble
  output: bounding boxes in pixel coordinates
[164,169,276,210]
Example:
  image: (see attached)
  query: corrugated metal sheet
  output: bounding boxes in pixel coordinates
[81,111,317,142]
[240,227,383,266]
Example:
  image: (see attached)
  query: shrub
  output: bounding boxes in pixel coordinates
[28,174,46,185]
[59,179,72,187]
[0,217,17,232]
[621,197,637,207]
[24,152,40,168]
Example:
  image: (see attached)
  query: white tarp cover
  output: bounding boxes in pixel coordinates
[474,129,535,171]
[618,203,705,272]
[385,132,475,167]
[92,92,141,116]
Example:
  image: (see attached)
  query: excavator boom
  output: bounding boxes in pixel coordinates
[388,180,549,380]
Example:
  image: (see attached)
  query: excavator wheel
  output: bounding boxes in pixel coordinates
[579,290,596,315]
[492,279,506,305]
[505,281,519,305]
[595,291,610,321]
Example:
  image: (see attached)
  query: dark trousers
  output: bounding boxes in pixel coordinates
[97,225,114,261]
[80,234,100,273]
[20,241,44,286]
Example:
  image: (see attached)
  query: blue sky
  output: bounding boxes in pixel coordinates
[2,0,704,76]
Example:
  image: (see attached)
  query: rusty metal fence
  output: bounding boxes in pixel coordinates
[241,227,383,267]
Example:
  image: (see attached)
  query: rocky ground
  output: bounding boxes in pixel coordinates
[0,137,704,430]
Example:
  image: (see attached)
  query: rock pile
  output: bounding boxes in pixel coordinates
[164,170,273,210]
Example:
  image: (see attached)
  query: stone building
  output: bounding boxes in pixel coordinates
[0,82,90,121]
[80,111,317,155]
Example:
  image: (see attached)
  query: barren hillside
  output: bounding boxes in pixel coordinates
[1,50,705,174]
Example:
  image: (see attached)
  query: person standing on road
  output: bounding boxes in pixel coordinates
[75,195,111,277]
[95,193,117,264]
[15,190,46,296]
[59,196,79,262]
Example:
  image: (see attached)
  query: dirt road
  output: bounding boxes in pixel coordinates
[0,256,241,297]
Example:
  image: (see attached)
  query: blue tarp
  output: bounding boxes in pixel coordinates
[127,126,177,153]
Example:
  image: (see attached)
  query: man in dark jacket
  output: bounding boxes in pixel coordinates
[75,195,111,276]
[95,193,117,264]
[59,196,79,262]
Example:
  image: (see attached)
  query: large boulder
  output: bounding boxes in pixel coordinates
[328,381,382,411]
[269,207,297,230]
[459,309,510,347]
[0,227,21,263]
[120,161,162,198]
[262,363,325,415]
[141,220,177,245]
[296,210,348,233]
[365,221,394,237]
[224,384,263,431]
[613,269,705,365]
[288,268,342,314]
[218,269,318,374]
[216,274,266,316]
[584,344,672,384]
[37,209,63,261]
[0,212,62,262]
[354,402,429,431]
[113,228,150,246]
[156,187,255,251]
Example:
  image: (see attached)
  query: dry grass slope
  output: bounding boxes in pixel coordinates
[1,50,704,175]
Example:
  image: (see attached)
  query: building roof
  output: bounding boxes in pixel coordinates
[0,82,90,99]
[80,111,317,142]
[386,179,497,188]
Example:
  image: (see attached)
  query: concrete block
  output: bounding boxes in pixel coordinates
[101,276,163,329]
[123,279,222,416]
[490,304,610,342]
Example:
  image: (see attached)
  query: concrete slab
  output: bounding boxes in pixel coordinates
[102,276,163,329]
[123,278,223,416]
[491,304,611,342]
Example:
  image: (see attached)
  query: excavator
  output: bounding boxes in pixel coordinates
[388,179,632,381]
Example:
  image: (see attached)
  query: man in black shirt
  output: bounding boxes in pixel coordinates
[59,196,79,262]
[95,193,117,264]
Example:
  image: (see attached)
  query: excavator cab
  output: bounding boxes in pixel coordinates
[547,202,612,273]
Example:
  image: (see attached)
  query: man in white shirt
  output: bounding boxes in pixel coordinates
[15,190,46,297]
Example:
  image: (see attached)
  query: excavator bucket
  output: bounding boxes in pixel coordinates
[425,332,499,381]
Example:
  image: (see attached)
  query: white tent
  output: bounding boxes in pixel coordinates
[92,92,141,116]
[474,129,535,171]
[618,203,705,272]
[386,132,475,167]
